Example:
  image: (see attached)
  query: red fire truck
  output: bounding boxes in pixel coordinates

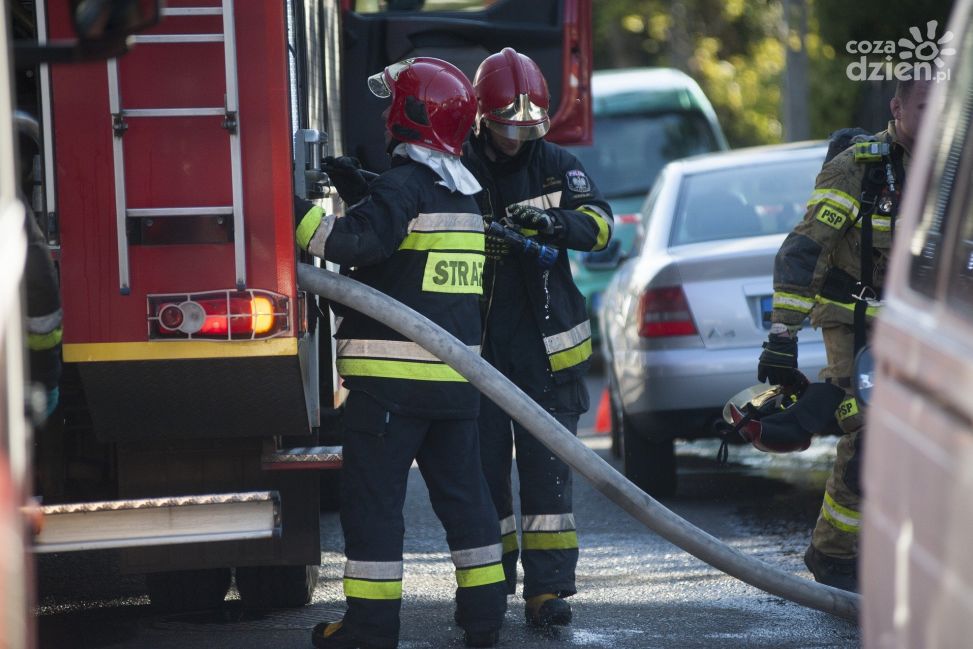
[22,0,592,612]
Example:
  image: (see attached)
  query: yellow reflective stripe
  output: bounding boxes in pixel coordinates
[64,338,298,362]
[343,577,402,600]
[28,327,62,351]
[501,532,519,554]
[821,492,860,533]
[773,292,814,314]
[455,563,506,588]
[399,231,485,252]
[855,216,892,232]
[522,530,579,551]
[836,397,860,422]
[807,188,860,215]
[296,205,324,250]
[336,358,467,382]
[579,206,611,251]
[548,338,592,372]
[815,296,881,317]
[421,252,484,294]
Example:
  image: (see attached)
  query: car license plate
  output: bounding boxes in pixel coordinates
[761,296,773,329]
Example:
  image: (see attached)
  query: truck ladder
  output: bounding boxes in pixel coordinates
[108,1,246,294]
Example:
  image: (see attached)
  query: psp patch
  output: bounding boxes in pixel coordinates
[565,169,591,193]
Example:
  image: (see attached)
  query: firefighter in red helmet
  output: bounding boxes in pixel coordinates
[462,48,614,628]
[296,57,506,649]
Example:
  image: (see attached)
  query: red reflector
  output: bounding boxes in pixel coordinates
[638,286,697,338]
[618,213,641,225]
[198,297,257,336]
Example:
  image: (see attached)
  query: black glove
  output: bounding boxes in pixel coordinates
[507,204,556,235]
[758,333,799,385]
[322,155,369,205]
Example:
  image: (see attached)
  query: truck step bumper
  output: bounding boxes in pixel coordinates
[32,491,280,553]
[262,445,342,471]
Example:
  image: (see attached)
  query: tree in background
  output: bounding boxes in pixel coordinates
[594,0,954,146]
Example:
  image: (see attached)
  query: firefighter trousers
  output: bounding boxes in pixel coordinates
[811,325,864,559]
[338,391,507,647]
[478,392,580,599]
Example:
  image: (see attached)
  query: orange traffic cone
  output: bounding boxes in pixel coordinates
[594,387,611,435]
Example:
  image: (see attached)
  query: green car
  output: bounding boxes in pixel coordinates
[567,68,729,346]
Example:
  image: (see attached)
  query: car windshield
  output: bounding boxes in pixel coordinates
[670,155,824,246]
[569,111,719,199]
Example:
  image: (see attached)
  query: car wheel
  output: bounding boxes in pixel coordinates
[622,423,677,498]
[146,568,231,612]
[236,564,320,609]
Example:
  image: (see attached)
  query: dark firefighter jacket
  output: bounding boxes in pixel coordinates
[296,157,484,419]
[462,136,613,384]
[23,198,62,395]
[772,121,910,331]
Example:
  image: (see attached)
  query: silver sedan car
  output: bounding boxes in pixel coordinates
[597,142,829,497]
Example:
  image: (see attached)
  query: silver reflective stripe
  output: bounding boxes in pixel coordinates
[857,216,892,231]
[337,339,480,362]
[27,308,63,335]
[345,560,404,580]
[499,515,516,536]
[451,543,503,568]
[307,213,337,258]
[522,513,576,532]
[773,294,815,312]
[580,203,613,234]
[543,321,591,355]
[509,191,562,213]
[409,212,483,233]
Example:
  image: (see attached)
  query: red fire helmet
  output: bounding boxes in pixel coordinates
[473,47,550,141]
[367,57,476,156]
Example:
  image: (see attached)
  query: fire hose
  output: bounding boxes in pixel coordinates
[297,263,859,621]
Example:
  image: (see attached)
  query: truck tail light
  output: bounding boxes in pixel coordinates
[148,290,289,340]
[638,286,697,338]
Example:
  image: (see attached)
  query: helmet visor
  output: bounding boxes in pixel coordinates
[367,59,416,99]
[483,118,550,142]
[482,93,550,141]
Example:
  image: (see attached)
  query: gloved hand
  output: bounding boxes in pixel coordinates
[322,155,369,205]
[507,204,557,235]
[758,332,799,385]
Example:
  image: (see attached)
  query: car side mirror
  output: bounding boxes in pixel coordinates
[582,239,624,271]
[852,345,875,407]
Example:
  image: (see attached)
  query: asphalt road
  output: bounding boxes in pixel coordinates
[36,423,861,649]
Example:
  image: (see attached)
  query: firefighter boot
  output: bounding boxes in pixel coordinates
[453,608,501,647]
[525,593,572,627]
[804,545,858,592]
[311,620,390,649]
